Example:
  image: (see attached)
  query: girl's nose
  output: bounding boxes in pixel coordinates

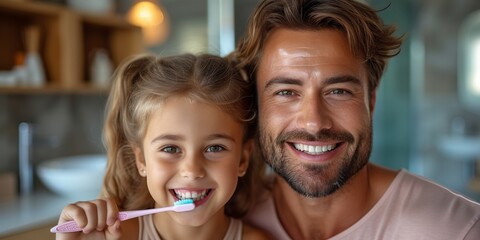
[296,93,333,132]
[180,155,206,180]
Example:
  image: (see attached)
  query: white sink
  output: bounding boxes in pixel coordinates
[438,136,480,160]
[36,154,107,199]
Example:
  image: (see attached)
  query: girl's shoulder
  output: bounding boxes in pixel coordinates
[242,221,273,240]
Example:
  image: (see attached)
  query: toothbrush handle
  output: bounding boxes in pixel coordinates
[51,204,193,233]
[50,213,129,233]
[50,221,83,233]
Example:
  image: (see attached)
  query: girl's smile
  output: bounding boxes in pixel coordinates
[170,188,214,207]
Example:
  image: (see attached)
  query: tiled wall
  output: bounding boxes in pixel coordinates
[0,94,107,178]
[411,0,480,200]
[359,0,480,201]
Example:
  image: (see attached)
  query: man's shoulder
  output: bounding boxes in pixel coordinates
[397,169,480,209]
[334,169,480,239]
[384,170,480,230]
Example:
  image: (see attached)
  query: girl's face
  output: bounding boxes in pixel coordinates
[135,96,251,226]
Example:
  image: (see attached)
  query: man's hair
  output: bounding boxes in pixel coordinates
[235,0,403,92]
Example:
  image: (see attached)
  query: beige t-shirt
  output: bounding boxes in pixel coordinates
[138,214,243,240]
[245,169,480,240]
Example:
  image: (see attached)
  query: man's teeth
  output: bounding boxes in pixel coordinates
[293,143,336,155]
[174,190,208,201]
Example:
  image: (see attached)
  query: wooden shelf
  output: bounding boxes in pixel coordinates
[0,84,109,95]
[0,0,144,94]
[0,0,64,15]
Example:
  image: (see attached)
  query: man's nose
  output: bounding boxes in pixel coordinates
[296,93,333,132]
[180,154,206,180]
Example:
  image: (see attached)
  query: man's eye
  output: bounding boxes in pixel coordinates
[277,90,294,96]
[161,146,180,153]
[330,89,349,95]
[206,145,225,152]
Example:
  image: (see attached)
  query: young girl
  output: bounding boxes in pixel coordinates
[55,53,269,239]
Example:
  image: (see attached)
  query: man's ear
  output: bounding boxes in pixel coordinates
[239,139,254,177]
[134,146,147,177]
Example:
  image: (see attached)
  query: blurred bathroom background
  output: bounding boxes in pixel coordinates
[1,0,480,205]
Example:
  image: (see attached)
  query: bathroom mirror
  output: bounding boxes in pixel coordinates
[459,10,480,112]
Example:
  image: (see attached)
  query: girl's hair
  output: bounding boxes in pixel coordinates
[235,0,403,94]
[101,53,260,218]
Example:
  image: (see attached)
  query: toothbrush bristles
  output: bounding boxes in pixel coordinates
[174,199,194,205]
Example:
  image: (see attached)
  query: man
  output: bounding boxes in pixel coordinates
[235,0,480,239]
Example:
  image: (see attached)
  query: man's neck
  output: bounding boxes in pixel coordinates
[273,163,396,239]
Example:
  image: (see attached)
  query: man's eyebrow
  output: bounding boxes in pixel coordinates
[264,75,362,91]
[324,75,362,86]
[264,77,302,90]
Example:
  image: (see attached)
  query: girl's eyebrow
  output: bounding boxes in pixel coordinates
[151,134,183,144]
[206,134,237,143]
[151,133,237,144]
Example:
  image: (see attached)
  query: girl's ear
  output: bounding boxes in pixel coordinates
[134,146,147,177]
[239,139,253,177]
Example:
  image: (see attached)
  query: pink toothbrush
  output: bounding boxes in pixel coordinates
[50,199,195,233]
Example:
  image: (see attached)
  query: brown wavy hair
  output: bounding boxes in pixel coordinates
[235,0,403,93]
[100,53,261,218]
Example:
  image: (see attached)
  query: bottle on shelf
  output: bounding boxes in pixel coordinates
[24,25,46,87]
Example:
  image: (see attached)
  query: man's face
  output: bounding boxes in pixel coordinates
[256,28,375,197]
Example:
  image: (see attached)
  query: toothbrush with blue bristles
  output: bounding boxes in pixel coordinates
[50,199,195,233]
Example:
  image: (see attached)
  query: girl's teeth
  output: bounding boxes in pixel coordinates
[175,189,208,201]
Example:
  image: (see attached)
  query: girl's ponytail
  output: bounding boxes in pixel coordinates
[101,55,155,210]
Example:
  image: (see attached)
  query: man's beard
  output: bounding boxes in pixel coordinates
[259,125,372,198]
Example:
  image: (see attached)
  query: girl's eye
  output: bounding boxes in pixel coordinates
[161,146,181,153]
[206,145,225,152]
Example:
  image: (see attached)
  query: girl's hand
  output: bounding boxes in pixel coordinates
[55,198,122,240]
